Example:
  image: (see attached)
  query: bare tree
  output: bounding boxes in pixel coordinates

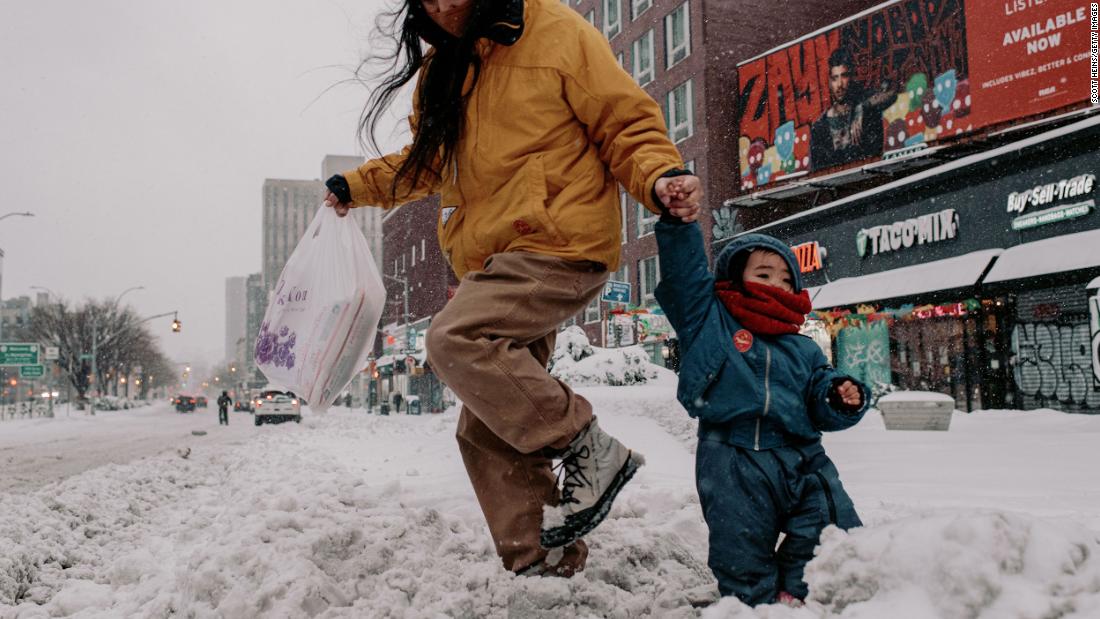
[28,299,175,403]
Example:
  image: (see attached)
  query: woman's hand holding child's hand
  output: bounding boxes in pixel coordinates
[655,175,703,222]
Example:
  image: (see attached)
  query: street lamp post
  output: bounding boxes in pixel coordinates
[30,285,61,417]
[89,286,144,406]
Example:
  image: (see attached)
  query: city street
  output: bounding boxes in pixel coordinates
[0,403,254,494]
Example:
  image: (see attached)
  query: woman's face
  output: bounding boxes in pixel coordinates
[422,0,474,37]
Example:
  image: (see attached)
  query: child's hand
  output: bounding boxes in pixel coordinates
[834,380,862,407]
[655,175,703,222]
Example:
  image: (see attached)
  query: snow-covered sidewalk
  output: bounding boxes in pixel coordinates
[2,379,1099,617]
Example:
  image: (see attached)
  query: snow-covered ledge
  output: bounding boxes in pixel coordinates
[876,390,956,431]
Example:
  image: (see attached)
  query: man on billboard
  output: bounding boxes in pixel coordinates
[810,48,894,171]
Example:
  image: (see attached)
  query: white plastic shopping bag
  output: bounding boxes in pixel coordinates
[254,205,385,412]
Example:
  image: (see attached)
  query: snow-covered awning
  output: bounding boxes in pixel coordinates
[1087,276,1100,290]
[982,229,1100,284]
[810,249,1002,309]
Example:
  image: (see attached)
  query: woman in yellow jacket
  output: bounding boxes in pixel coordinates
[325,0,702,577]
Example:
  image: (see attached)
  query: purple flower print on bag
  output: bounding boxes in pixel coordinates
[255,321,297,370]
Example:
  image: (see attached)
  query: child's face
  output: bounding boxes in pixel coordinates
[742,250,794,293]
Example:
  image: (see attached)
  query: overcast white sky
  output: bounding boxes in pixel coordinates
[0,0,411,368]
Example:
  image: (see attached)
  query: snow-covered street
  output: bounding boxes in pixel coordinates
[2,379,1100,618]
[0,404,255,494]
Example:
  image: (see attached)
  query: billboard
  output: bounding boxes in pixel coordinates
[737,0,1093,190]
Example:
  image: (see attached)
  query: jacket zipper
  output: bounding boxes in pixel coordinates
[754,345,772,451]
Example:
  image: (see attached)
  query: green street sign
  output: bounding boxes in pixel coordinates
[79,353,93,361]
[19,365,44,379]
[0,343,39,366]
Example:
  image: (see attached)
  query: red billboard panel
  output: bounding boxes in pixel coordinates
[736,0,1092,191]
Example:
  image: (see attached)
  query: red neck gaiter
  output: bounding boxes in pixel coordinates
[714,280,812,335]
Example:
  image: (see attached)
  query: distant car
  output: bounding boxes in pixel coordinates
[233,398,252,412]
[174,394,197,413]
[196,396,208,408]
[253,389,301,426]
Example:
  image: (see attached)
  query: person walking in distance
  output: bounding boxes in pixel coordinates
[217,391,232,426]
[323,0,702,577]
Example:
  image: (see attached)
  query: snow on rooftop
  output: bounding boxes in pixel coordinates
[983,228,1100,284]
[810,249,1001,309]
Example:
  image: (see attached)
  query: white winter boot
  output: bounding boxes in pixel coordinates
[540,417,645,548]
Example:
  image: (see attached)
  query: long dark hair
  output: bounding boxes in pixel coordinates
[358,0,491,203]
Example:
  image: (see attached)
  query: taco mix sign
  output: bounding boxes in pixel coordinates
[856,209,959,257]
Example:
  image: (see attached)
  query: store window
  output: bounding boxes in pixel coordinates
[664,2,691,68]
[604,0,621,39]
[632,30,655,86]
[666,79,694,143]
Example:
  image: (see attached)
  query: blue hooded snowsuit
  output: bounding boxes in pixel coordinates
[654,220,869,605]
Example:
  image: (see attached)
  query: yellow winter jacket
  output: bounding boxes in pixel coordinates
[342,0,684,278]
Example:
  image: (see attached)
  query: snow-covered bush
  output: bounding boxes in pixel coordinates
[550,326,666,386]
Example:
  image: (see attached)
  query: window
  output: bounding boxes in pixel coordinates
[664,2,691,68]
[411,245,416,265]
[584,297,601,323]
[393,258,398,274]
[620,191,630,243]
[612,264,629,284]
[584,9,596,26]
[684,159,695,173]
[401,254,406,272]
[636,199,658,237]
[632,30,655,86]
[639,255,660,305]
[616,52,625,70]
[421,239,426,262]
[604,0,621,39]
[632,0,652,19]
[666,79,694,143]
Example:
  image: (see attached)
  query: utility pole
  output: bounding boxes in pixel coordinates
[383,273,410,350]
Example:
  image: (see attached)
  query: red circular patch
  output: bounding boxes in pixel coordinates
[512,219,534,235]
[733,329,754,353]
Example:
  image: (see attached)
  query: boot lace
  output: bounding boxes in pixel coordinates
[552,445,591,505]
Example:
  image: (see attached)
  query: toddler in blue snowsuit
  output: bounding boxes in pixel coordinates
[653,215,869,606]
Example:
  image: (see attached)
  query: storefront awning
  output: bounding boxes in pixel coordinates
[982,229,1100,284]
[1087,276,1100,290]
[810,249,1002,309]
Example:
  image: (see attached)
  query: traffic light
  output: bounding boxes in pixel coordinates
[171,318,181,332]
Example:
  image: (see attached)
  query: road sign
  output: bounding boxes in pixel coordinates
[0,343,39,366]
[45,346,60,360]
[601,280,631,304]
[19,365,44,378]
[79,353,93,361]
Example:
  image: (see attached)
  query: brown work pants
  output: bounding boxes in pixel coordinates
[426,251,609,573]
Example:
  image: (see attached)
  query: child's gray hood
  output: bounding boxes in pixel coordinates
[714,233,805,292]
